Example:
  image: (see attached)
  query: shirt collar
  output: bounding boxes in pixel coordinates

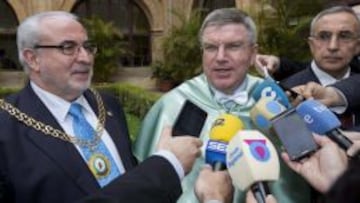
[311,60,350,86]
[211,76,249,105]
[30,82,90,122]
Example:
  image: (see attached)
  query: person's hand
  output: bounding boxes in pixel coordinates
[156,126,203,174]
[245,190,277,203]
[282,135,348,193]
[254,54,280,77]
[194,165,234,203]
[292,82,345,107]
[343,131,360,157]
[286,87,304,107]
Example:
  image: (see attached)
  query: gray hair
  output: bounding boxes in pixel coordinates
[310,6,360,35]
[16,11,79,73]
[198,8,257,44]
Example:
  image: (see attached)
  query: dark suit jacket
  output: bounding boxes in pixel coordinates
[326,159,360,203]
[80,156,182,203]
[332,74,360,112]
[280,66,360,129]
[275,56,360,81]
[0,83,138,203]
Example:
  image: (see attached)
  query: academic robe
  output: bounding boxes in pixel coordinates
[134,74,312,203]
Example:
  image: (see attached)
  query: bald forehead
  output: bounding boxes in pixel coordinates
[38,16,87,42]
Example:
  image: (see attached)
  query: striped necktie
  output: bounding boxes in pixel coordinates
[68,103,121,187]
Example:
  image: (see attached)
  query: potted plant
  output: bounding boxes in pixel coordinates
[162,10,202,84]
[151,60,176,92]
[151,10,202,92]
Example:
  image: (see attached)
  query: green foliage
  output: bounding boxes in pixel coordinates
[125,113,141,142]
[154,10,203,84]
[151,60,172,80]
[82,16,127,82]
[0,87,19,98]
[254,0,330,61]
[96,83,161,120]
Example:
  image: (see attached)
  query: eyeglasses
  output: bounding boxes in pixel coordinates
[310,31,359,44]
[201,41,253,54]
[34,40,98,55]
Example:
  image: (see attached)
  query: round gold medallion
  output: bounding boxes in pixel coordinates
[88,153,111,179]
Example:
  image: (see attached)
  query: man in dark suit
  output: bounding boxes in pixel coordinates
[255,6,360,130]
[280,6,360,129]
[0,11,202,203]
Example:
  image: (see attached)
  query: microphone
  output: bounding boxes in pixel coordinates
[252,77,292,108]
[205,114,244,170]
[227,130,280,203]
[296,99,353,150]
[250,97,287,131]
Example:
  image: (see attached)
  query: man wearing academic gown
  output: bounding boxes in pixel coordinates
[135,8,311,203]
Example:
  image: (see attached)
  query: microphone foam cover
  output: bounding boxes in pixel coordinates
[210,114,244,142]
[296,100,341,134]
[250,97,286,130]
[226,130,280,190]
[252,78,291,108]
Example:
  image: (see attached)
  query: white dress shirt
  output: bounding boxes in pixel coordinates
[30,82,185,180]
[31,82,126,173]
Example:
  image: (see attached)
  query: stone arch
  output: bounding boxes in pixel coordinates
[135,0,164,32]
[133,0,165,62]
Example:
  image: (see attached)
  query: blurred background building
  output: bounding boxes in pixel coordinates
[0,0,352,71]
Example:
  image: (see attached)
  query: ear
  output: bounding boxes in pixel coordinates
[23,48,40,72]
[354,39,360,56]
[307,37,316,55]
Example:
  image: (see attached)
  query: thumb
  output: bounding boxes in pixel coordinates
[157,126,172,150]
[313,134,332,147]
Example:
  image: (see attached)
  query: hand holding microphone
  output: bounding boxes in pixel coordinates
[205,114,244,170]
[281,134,348,193]
[194,165,234,203]
[226,130,280,203]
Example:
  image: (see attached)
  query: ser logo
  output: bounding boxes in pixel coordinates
[207,140,227,153]
[261,87,277,100]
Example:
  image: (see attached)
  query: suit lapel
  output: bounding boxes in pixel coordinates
[19,85,100,194]
[307,66,321,83]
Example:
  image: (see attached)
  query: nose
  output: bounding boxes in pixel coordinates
[327,35,339,52]
[215,45,227,62]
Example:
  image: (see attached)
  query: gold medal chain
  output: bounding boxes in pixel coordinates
[0,88,106,149]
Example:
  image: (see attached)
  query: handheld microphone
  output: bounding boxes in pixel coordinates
[205,114,244,170]
[250,97,287,131]
[252,77,292,108]
[296,99,353,150]
[227,130,280,203]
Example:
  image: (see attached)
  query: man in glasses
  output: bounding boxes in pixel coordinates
[0,11,203,203]
[135,8,311,203]
[257,6,360,130]
[283,6,360,130]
